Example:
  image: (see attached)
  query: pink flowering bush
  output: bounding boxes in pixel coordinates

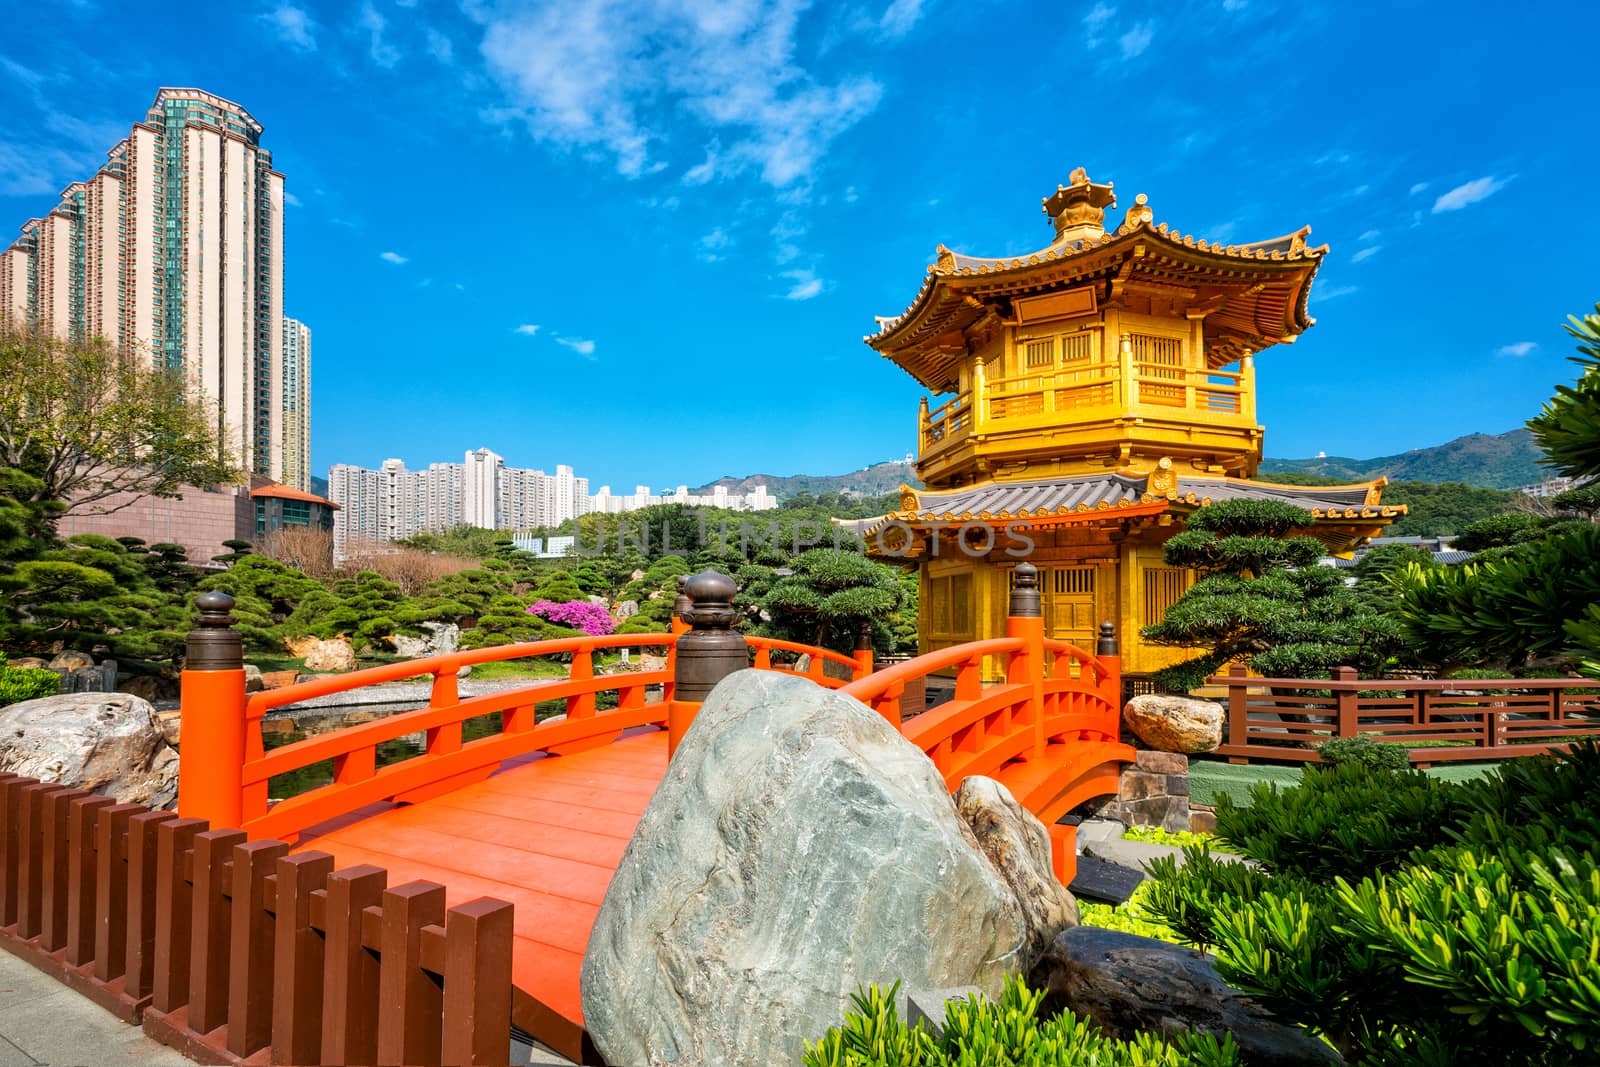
[526,599,615,637]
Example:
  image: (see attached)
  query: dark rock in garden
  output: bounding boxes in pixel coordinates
[0,692,179,808]
[1067,853,1145,904]
[955,776,1078,966]
[1190,809,1218,834]
[1028,927,1343,1066]
[581,670,1025,1067]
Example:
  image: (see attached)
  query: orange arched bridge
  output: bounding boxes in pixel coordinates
[168,570,1131,1062]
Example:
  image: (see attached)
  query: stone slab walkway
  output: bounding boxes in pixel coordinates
[0,950,196,1066]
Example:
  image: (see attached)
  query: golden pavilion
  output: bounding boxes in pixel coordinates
[849,168,1402,678]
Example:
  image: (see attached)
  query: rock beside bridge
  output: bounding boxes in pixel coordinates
[286,635,357,673]
[1122,694,1224,753]
[0,692,179,808]
[954,776,1078,963]
[581,669,1027,1067]
[1028,927,1342,1066]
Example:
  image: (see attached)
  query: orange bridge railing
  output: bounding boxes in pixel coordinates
[177,565,1128,867]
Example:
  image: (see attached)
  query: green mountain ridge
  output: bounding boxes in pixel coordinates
[1257,429,1546,489]
[696,430,1549,499]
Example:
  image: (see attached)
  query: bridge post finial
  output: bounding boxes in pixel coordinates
[1096,620,1118,657]
[179,590,248,826]
[1008,563,1042,619]
[187,590,243,671]
[672,569,746,705]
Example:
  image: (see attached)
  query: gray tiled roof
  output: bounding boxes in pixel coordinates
[912,474,1146,516]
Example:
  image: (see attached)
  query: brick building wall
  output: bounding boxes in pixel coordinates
[58,484,253,564]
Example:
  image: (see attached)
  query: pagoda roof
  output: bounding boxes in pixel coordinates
[868,171,1328,392]
[837,471,1400,538]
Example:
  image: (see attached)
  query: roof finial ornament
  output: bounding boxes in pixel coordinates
[1121,192,1153,230]
[1041,166,1116,244]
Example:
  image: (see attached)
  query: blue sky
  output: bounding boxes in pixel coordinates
[3,1,1598,489]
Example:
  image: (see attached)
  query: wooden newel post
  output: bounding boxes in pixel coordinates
[1006,564,1047,756]
[853,621,874,680]
[668,570,745,758]
[179,591,247,827]
[1225,663,1250,762]
[1333,665,1358,740]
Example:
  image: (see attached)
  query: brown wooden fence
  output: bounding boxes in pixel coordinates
[0,771,513,1066]
[1211,665,1600,764]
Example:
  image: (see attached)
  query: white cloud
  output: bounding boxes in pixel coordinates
[1315,284,1358,301]
[283,190,303,207]
[513,323,540,336]
[1497,341,1537,357]
[557,336,598,358]
[782,269,823,300]
[477,0,884,187]
[1222,0,1247,9]
[359,2,401,67]
[1408,182,1429,196]
[1119,21,1154,59]
[878,0,927,38]
[1083,3,1115,46]
[1205,222,1236,244]
[697,227,733,262]
[1352,245,1381,263]
[1432,175,1511,213]
[1358,229,1380,241]
[379,251,408,264]
[683,143,719,185]
[263,3,316,51]
[425,28,454,64]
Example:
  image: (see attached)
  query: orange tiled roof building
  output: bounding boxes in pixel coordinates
[852,168,1402,677]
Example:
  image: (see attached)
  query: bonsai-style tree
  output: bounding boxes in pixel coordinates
[1141,499,1402,691]
[753,548,909,655]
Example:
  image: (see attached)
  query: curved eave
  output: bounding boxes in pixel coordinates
[867,221,1328,388]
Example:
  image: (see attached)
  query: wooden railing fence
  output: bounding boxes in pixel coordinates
[1212,664,1600,764]
[0,771,513,1066]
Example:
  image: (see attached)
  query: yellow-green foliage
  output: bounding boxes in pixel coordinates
[0,665,59,706]
[1078,882,1187,945]
[803,976,1241,1066]
[1122,826,1239,854]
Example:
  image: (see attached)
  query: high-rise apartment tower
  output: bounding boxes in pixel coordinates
[0,88,295,483]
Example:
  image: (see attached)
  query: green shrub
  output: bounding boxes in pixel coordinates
[1212,762,1463,881]
[1314,736,1412,773]
[802,976,1242,1066]
[1139,745,1600,1063]
[0,665,60,706]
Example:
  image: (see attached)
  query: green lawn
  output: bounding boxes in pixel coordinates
[1188,757,1497,807]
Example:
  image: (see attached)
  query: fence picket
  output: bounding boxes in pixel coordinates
[272,851,334,1065]
[227,838,288,1057]
[377,881,447,1067]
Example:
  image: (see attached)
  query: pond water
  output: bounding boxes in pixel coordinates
[261,690,631,800]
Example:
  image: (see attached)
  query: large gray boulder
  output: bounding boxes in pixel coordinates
[1027,927,1342,1066]
[0,692,179,808]
[954,777,1078,964]
[581,670,1026,1067]
[391,620,461,659]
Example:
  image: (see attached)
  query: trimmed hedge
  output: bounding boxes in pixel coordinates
[0,665,60,706]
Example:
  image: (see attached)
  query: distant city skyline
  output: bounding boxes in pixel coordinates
[327,447,777,555]
[3,5,1596,489]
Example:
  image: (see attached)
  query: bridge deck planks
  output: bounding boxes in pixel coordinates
[295,728,670,1054]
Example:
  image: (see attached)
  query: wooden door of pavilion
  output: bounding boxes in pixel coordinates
[1042,565,1098,650]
